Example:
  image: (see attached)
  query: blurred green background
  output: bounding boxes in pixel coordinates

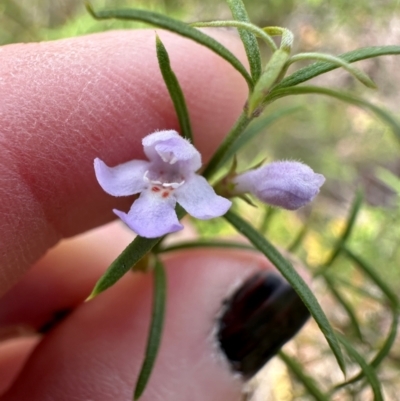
[2,0,400,400]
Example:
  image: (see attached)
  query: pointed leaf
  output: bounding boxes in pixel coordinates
[338,336,384,401]
[334,247,399,387]
[224,210,346,374]
[134,257,167,399]
[259,205,277,235]
[275,45,400,90]
[376,167,400,195]
[191,20,277,52]
[343,246,399,308]
[265,86,400,143]
[156,35,193,142]
[337,309,398,387]
[279,351,331,401]
[226,0,262,82]
[86,3,253,90]
[87,235,162,299]
[324,275,363,341]
[88,208,186,299]
[324,190,363,268]
[287,223,309,253]
[286,52,376,88]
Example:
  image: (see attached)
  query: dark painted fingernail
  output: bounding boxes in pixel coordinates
[217,271,310,379]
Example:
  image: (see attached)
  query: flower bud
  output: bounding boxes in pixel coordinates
[233,161,325,210]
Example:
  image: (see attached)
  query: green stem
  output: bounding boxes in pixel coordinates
[202,111,252,179]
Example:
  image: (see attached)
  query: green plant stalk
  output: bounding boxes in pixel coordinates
[202,111,252,179]
[215,106,301,169]
[247,48,290,116]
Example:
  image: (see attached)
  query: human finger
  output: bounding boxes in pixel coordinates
[0,29,248,296]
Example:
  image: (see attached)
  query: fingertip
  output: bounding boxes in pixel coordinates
[0,28,247,295]
[2,250,271,401]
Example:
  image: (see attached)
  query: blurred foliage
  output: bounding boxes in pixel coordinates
[2,0,400,400]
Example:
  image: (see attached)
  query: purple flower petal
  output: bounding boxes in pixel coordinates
[94,158,149,197]
[113,190,183,238]
[143,130,201,172]
[234,161,325,210]
[175,175,232,219]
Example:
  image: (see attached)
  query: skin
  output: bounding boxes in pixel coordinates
[0,29,274,400]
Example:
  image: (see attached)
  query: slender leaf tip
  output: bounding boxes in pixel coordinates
[85,288,100,302]
[85,2,97,18]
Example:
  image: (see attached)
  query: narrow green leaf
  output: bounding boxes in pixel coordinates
[248,48,290,115]
[275,45,400,90]
[324,275,363,341]
[259,205,277,235]
[333,247,398,387]
[218,106,300,167]
[87,236,162,299]
[191,20,277,52]
[342,246,399,309]
[226,0,262,82]
[134,258,167,399]
[279,351,331,401]
[156,35,193,142]
[286,53,376,88]
[224,210,346,374]
[336,309,398,387]
[86,3,253,90]
[287,223,309,253]
[338,336,384,401]
[265,85,400,143]
[376,167,400,195]
[324,191,363,268]
[159,240,256,253]
[88,208,186,299]
[263,26,294,52]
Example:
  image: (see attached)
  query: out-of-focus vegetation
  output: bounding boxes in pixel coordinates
[2,0,400,400]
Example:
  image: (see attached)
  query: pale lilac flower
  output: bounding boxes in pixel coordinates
[233,161,325,210]
[94,130,231,238]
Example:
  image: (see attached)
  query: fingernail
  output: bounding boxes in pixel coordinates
[217,271,310,379]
